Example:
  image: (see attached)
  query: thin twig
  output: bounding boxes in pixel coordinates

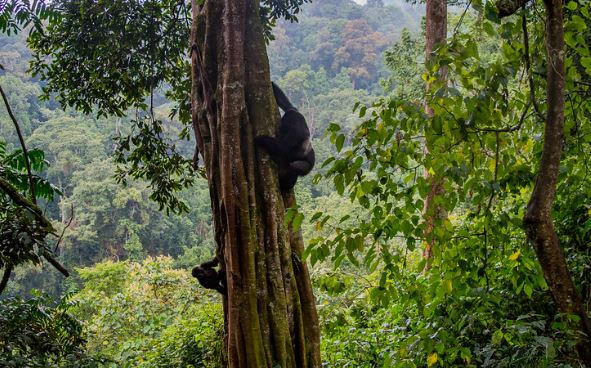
[522,10,545,121]
[452,0,473,39]
[54,204,74,252]
[0,83,36,203]
[486,131,500,212]
[483,227,489,292]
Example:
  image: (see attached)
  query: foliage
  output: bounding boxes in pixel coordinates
[0,293,105,367]
[268,0,422,86]
[114,116,196,214]
[72,257,223,368]
[382,28,424,99]
[260,0,312,40]
[137,307,224,368]
[0,60,215,295]
[55,159,211,266]
[0,0,55,36]
[28,0,190,118]
[0,74,43,140]
[0,140,60,276]
[26,0,196,213]
[310,1,591,366]
[27,115,107,190]
[332,19,388,89]
[319,271,581,367]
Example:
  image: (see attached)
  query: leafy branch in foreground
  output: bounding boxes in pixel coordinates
[0,0,56,36]
[0,80,68,293]
[0,147,68,294]
[114,117,197,215]
[0,293,106,367]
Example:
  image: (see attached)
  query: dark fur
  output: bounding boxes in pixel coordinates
[192,258,226,295]
[255,82,315,191]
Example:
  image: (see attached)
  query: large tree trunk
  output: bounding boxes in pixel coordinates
[523,0,591,363]
[422,0,447,265]
[190,0,321,367]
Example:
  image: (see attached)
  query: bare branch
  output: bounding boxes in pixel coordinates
[54,204,74,252]
[0,83,36,203]
[0,265,12,294]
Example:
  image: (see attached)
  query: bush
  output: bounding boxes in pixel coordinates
[73,257,223,367]
[0,294,104,367]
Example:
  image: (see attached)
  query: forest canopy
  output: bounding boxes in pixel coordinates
[1,0,591,366]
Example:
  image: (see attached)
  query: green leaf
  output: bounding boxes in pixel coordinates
[284,207,296,226]
[523,283,533,298]
[492,330,504,345]
[581,57,591,73]
[336,134,345,152]
[292,213,304,231]
[310,211,323,222]
[359,105,367,118]
[334,175,345,195]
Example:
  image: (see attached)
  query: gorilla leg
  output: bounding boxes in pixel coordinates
[289,160,313,176]
[255,136,288,157]
[279,171,299,192]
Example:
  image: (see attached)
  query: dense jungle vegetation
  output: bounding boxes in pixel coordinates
[1,0,591,366]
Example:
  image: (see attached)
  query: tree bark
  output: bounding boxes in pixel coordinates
[425,0,447,86]
[422,0,447,266]
[190,0,321,367]
[495,0,529,18]
[523,0,591,363]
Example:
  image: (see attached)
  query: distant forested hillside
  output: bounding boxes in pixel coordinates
[269,0,422,89]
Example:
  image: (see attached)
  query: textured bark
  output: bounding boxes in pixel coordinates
[421,179,444,262]
[496,0,529,18]
[424,0,447,86]
[190,0,321,366]
[523,0,591,363]
[422,0,447,266]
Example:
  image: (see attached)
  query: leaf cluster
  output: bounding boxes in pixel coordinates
[311,1,591,365]
[0,293,105,367]
[72,257,223,367]
[114,117,196,214]
[0,0,56,36]
[260,0,311,40]
[0,141,60,271]
[28,0,191,118]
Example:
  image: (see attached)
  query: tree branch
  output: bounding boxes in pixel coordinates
[0,177,69,277]
[496,0,529,18]
[0,83,36,203]
[0,265,13,294]
[42,251,69,277]
[54,205,74,252]
[0,177,49,228]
